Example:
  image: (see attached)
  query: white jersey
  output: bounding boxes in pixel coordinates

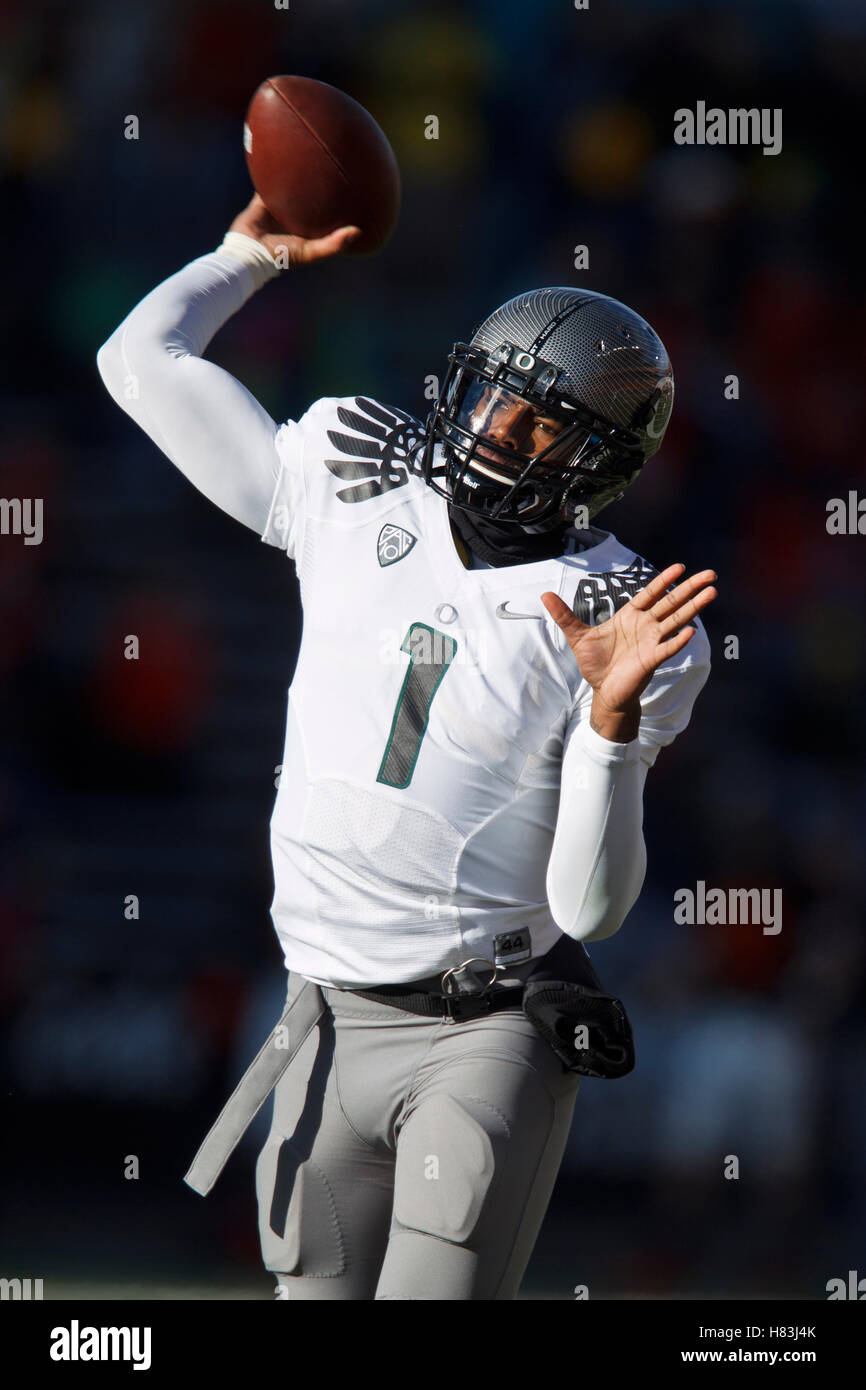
[96,246,711,991]
[261,394,710,986]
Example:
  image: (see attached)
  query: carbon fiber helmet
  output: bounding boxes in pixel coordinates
[422,287,674,526]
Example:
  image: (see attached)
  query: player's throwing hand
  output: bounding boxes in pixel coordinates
[541,564,717,736]
[229,192,361,266]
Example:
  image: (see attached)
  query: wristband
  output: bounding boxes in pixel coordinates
[215,230,282,287]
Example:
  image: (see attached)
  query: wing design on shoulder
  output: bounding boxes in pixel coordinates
[324,397,426,504]
[572,556,661,625]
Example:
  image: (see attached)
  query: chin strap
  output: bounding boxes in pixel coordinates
[448,501,567,568]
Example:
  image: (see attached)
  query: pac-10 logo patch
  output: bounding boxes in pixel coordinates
[377,524,417,567]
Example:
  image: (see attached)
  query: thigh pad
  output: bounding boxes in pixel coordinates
[392,1093,504,1244]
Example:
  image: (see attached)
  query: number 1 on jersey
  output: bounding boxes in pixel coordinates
[377,623,457,789]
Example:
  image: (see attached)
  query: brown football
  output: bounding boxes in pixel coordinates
[243,75,401,255]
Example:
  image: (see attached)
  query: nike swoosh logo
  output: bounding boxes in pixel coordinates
[495,602,545,621]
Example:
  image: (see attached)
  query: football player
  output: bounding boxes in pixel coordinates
[96,193,716,1300]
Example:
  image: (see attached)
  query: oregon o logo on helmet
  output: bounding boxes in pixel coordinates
[513,351,536,371]
[644,376,673,438]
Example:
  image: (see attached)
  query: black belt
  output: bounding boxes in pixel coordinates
[349,956,523,1021]
[351,982,524,1021]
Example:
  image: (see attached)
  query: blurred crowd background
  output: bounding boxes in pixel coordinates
[1,0,864,1298]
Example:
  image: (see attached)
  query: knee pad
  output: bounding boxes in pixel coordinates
[256,1134,345,1277]
[392,1092,505,1244]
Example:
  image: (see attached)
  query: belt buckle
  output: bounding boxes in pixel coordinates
[440,958,499,1021]
[444,993,495,1021]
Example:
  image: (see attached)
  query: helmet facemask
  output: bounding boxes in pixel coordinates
[423,341,646,527]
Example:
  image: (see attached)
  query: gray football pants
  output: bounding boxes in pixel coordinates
[255,969,582,1300]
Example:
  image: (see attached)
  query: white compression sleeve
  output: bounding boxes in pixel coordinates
[546,721,649,943]
[96,237,283,534]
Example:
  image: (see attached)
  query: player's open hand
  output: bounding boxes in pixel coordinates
[541,563,717,716]
[229,193,361,267]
